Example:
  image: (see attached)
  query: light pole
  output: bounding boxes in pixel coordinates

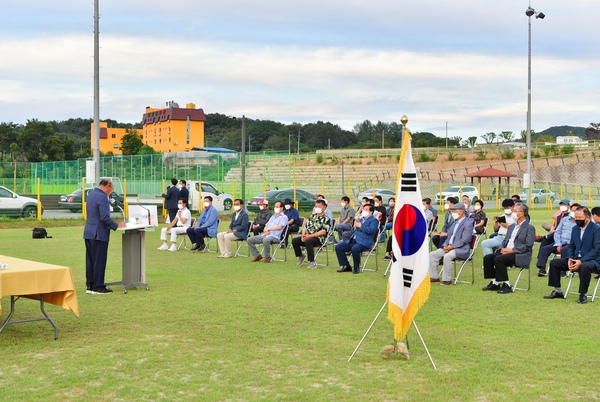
[525,3,545,197]
[297,128,302,155]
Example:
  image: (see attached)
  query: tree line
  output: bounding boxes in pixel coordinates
[1,115,597,162]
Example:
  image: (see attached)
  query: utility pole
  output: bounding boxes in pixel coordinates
[241,116,246,202]
[297,128,301,155]
[93,0,100,185]
[382,130,385,149]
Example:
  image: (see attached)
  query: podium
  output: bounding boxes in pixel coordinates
[108,223,153,294]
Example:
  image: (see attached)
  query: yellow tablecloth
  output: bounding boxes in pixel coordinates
[0,255,79,317]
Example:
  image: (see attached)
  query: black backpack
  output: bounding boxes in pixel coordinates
[32,228,52,239]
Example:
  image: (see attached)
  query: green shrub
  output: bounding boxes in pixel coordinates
[561,145,575,155]
[500,148,515,159]
[417,153,435,162]
[475,150,487,161]
[447,150,456,161]
[315,154,324,163]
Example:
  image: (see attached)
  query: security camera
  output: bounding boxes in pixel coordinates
[536,12,545,19]
[525,7,535,16]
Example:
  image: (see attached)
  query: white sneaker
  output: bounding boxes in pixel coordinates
[296,254,306,266]
[168,244,178,252]
[157,243,169,251]
[308,261,318,269]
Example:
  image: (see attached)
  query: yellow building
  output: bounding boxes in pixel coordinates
[141,102,206,152]
[90,122,131,155]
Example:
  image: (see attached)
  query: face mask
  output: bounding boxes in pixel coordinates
[576,219,586,228]
[341,202,346,208]
[504,209,513,215]
[233,205,241,211]
[313,207,322,214]
[474,205,481,211]
[178,204,184,210]
[569,211,576,219]
[361,211,369,218]
[559,205,568,212]
[203,201,210,208]
[444,204,449,210]
[374,202,380,207]
[451,212,460,220]
[285,204,291,210]
[274,207,281,214]
[389,202,395,207]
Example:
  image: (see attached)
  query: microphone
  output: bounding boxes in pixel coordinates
[110,198,126,223]
[139,205,152,226]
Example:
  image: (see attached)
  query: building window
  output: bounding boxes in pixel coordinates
[113,144,119,149]
[111,134,116,139]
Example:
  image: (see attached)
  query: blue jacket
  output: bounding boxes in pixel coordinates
[565,221,600,269]
[354,215,379,247]
[443,217,474,259]
[162,185,180,210]
[197,205,219,237]
[229,209,249,239]
[284,207,301,226]
[83,187,119,242]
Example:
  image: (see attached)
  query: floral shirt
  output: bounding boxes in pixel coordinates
[304,214,331,244]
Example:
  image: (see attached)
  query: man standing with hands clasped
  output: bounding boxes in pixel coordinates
[84,178,127,295]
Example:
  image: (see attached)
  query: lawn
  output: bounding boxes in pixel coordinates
[0,209,598,401]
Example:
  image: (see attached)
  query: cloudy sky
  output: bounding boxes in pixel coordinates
[0,0,598,140]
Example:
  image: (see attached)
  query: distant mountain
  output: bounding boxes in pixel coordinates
[536,125,586,139]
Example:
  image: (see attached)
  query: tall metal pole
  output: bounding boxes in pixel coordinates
[241,116,246,202]
[297,128,301,155]
[525,12,532,191]
[93,0,100,185]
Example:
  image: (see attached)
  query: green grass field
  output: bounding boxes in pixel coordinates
[1,209,599,401]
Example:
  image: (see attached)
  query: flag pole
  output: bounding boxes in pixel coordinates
[348,301,388,362]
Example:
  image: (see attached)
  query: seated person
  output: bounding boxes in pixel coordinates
[283,198,301,247]
[432,196,458,249]
[157,198,192,252]
[462,195,475,221]
[482,203,535,294]
[422,198,434,228]
[186,196,219,251]
[251,199,272,236]
[536,203,579,276]
[380,197,395,242]
[428,203,474,285]
[335,196,356,241]
[472,199,487,235]
[537,199,571,245]
[248,201,288,263]
[480,199,516,256]
[336,205,379,274]
[316,194,334,220]
[544,206,600,304]
[592,207,600,225]
[216,198,249,258]
[292,200,331,269]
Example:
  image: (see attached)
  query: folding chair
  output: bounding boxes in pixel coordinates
[361,229,383,273]
[564,269,600,301]
[509,264,530,292]
[428,215,439,251]
[477,217,489,238]
[270,226,289,262]
[234,222,253,258]
[453,234,480,285]
[201,219,221,253]
[314,218,335,267]
[176,218,196,250]
[287,217,304,248]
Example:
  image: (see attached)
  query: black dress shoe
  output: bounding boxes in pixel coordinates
[578,294,588,304]
[537,269,547,277]
[497,283,512,294]
[190,244,199,251]
[543,290,565,299]
[337,265,352,273]
[482,281,500,291]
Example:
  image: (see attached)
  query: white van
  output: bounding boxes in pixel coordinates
[188,181,233,212]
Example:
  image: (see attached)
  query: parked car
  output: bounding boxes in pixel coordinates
[519,188,555,204]
[434,186,479,203]
[188,181,233,212]
[247,189,316,212]
[0,185,43,218]
[59,188,123,212]
[357,188,396,205]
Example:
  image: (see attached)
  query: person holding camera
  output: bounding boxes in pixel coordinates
[480,199,517,256]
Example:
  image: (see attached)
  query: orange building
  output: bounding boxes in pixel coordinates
[90,122,131,155]
[141,102,206,152]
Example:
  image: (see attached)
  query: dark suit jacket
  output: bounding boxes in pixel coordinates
[83,187,119,242]
[230,209,250,239]
[179,187,189,204]
[162,186,180,210]
[501,221,536,267]
[440,211,453,233]
[565,222,600,269]
[443,217,474,259]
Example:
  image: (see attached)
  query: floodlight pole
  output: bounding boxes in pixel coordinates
[93,0,100,185]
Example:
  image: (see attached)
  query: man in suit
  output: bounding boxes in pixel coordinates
[187,196,219,252]
[335,204,380,274]
[248,201,288,263]
[83,178,126,294]
[432,196,458,249]
[482,203,536,294]
[217,198,249,258]
[544,206,600,304]
[178,179,189,205]
[428,203,474,285]
[162,178,180,222]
